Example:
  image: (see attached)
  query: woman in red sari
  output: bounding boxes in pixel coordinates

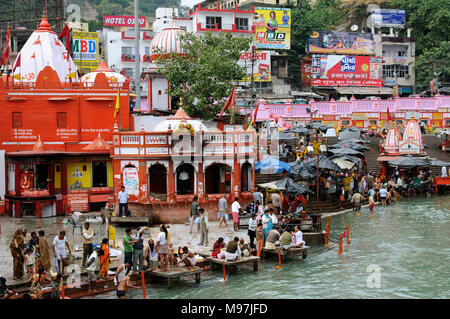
[211,237,225,258]
[99,238,110,279]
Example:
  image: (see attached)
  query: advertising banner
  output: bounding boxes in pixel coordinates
[238,51,271,82]
[301,60,312,87]
[72,31,99,73]
[253,7,291,50]
[371,9,406,28]
[311,55,383,87]
[123,166,139,196]
[307,31,374,55]
[103,15,146,27]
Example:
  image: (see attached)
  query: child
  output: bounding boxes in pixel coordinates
[99,238,110,280]
[168,243,175,271]
[24,248,35,281]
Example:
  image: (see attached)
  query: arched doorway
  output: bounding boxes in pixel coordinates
[205,163,232,194]
[149,164,167,195]
[176,163,195,194]
[241,162,252,192]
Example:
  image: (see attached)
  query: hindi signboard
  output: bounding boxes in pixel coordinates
[311,55,383,87]
[72,31,99,73]
[307,31,374,55]
[253,7,291,50]
[371,9,406,28]
[238,50,271,83]
[68,190,90,212]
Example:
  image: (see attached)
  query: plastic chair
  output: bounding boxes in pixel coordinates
[70,216,83,236]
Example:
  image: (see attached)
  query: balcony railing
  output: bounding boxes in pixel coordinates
[197,22,254,33]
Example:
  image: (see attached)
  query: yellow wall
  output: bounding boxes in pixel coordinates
[67,162,92,189]
[55,164,61,189]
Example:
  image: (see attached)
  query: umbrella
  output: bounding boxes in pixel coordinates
[329,142,370,151]
[285,126,311,134]
[309,122,330,132]
[331,158,356,170]
[277,131,297,140]
[255,156,290,174]
[330,154,362,166]
[340,126,364,132]
[303,155,341,171]
[338,138,370,144]
[328,147,363,156]
[387,156,430,168]
[427,158,450,167]
[258,177,313,196]
[289,161,317,179]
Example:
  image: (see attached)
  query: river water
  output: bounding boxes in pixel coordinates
[93,196,449,299]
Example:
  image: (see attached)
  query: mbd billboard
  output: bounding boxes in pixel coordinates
[72,31,99,73]
[253,7,291,50]
[311,55,383,87]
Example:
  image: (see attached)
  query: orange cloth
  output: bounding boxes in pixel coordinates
[99,244,110,277]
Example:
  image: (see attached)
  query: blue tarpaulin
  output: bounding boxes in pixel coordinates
[255,156,290,174]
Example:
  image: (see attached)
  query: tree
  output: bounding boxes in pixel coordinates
[390,0,450,91]
[154,32,251,120]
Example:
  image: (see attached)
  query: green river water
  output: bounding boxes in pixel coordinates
[93,196,449,299]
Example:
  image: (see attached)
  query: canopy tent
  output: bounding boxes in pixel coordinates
[426,158,450,167]
[255,156,290,174]
[329,142,370,151]
[330,154,362,166]
[257,177,313,196]
[387,156,430,168]
[308,122,331,133]
[285,126,311,134]
[338,138,370,144]
[289,161,317,179]
[331,158,356,170]
[303,155,341,171]
[277,131,298,140]
[328,147,364,156]
[338,129,361,141]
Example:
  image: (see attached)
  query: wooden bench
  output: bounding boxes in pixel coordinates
[206,256,260,275]
[148,267,202,289]
[261,245,310,263]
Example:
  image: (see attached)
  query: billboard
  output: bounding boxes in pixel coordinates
[103,15,146,27]
[301,60,312,87]
[371,9,406,28]
[238,51,271,83]
[311,55,383,87]
[72,31,99,73]
[307,31,374,55]
[253,7,291,50]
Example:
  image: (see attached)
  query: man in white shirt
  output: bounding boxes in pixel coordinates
[231,197,241,231]
[271,192,282,213]
[199,208,209,246]
[85,249,103,293]
[218,195,228,228]
[442,166,448,177]
[118,186,130,217]
[248,214,257,249]
[293,225,305,247]
[253,187,263,205]
[82,222,95,267]
[52,231,71,275]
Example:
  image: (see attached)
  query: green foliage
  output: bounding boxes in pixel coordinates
[390,0,450,90]
[154,32,251,120]
[94,0,181,19]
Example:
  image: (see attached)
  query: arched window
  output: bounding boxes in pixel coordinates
[149,164,167,195]
[176,163,195,195]
[241,162,252,192]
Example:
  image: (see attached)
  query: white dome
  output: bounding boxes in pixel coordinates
[81,61,126,84]
[12,17,78,83]
[149,20,186,62]
[153,119,209,132]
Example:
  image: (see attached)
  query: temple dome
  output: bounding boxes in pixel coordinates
[402,120,424,152]
[152,107,209,132]
[81,61,126,84]
[12,16,79,83]
[149,20,186,63]
[384,126,401,154]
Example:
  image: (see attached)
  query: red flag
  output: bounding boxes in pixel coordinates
[218,85,236,119]
[13,53,20,71]
[59,23,71,54]
[1,26,10,66]
[387,106,393,122]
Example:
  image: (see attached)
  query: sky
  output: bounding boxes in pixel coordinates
[181,0,204,8]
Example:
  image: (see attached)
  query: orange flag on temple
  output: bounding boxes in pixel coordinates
[218,85,236,119]
[387,105,393,122]
[1,25,10,66]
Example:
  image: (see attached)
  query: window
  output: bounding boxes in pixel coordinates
[12,112,22,128]
[341,120,350,126]
[396,119,404,125]
[445,119,450,126]
[123,68,134,78]
[122,47,135,60]
[369,120,377,126]
[145,47,150,55]
[92,162,108,187]
[206,16,222,29]
[57,112,67,128]
[383,65,409,78]
[235,18,249,31]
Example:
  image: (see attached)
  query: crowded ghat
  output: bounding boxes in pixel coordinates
[1,118,449,299]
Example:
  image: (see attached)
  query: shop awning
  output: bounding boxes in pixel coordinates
[335,87,393,95]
